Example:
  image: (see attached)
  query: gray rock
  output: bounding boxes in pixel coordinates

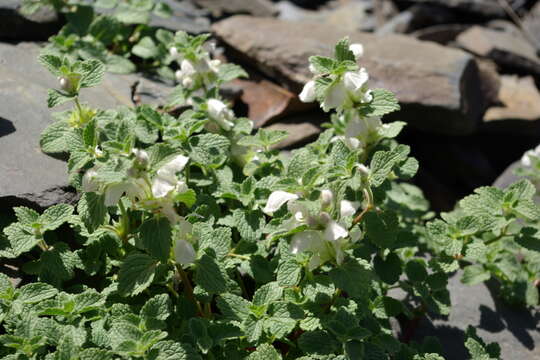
[148,0,211,34]
[0,0,64,41]
[483,75,540,135]
[192,0,276,18]
[455,26,540,76]
[376,4,458,35]
[412,24,470,45]
[523,2,540,55]
[265,113,323,149]
[277,0,375,32]
[393,0,506,18]
[213,16,488,135]
[0,42,172,209]
[410,271,540,360]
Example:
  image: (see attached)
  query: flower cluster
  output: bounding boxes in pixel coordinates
[263,190,361,270]
[170,45,221,89]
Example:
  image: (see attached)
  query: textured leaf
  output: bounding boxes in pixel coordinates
[216,293,251,322]
[462,265,491,285]
[17,283,58,304]
[247,344,282,360]
[361,89,400,117]
[138,217,172,263]
[80,59,105,88]
[252,282,282,306]
[78,192,107,234]
[47,89,75,108]
[118,253,158,296]
[194,254,227,294]
[41,204,74,232]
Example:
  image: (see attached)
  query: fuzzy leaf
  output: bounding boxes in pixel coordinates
[118,253,158,296]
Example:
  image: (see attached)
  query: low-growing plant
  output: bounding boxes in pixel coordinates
[1,33,535,359]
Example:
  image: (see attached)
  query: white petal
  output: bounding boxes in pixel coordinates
[104,183,127,206]
[160,201,181,224]
[263,191,299,216]
[365,116,382,131]
[182,77,193,88]
[152,177,175,198]
[180,60,196,76]
[207,98,227,119]
[299,80,316,103]
[322,82,347,111]
[157,155,189,180]
[344,137,362,150]
[324,220,348,242]
[349,43,364,59]
[356,164,370,176]
[345,114,366,138]
[343,71,368,93]
[291,230,324,254]
[308,254,324,271]
[178,218,193,239]
[308,63,318,74]
[340,200,359,217]
[169,47,179,58]
[82,168,99,193]
[174,239,196,265]
[132,148,149,166]
[288,201,309,223]
[320,189,334,208]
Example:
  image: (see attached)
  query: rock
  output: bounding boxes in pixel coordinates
[149,0,211,34]
[376,4,458,35]
[277,0,375,32]
[0,0,64,41]
[493,161,522,189]
[410,271,540,360]
[265,113,322,149]
[483,75,540,134]
[213,16,488,135]
[455,26,540,76]
[233,79,313,127]
[393,0,506,18]
[0,42,172,209]
[192,0,276,18]
[523,2,540,54]
[476,59,501,108]
[412,24,470,45]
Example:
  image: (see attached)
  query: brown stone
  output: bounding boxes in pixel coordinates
[455,26,540,76]
[213,16,488,135]
[266,120,321,150]
[192,0,275,18]
[483,75,540,134]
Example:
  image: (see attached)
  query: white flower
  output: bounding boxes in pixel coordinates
[209,59,221,73]
[340,200,359,217]
[299,80,316,103]
[174,218,197,265]
[521,145,540,167]
[207,99,235,131]
[132,148,149,166]
[356,164,370,176]
[82,167,99,193]
[175,60,196,86]
[263,191,299,216]
[290,230,328,270]
[169,47,179,58]
[104,183,129,207]
[343,69,369,94]
[349,43,364,60]
[324,220,348,242]
[152,155,190,198]
[320,189,334,208]
[322,81,347,111]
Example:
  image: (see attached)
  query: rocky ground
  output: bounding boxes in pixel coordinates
[0,0,539,358]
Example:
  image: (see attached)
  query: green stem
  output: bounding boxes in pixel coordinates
[74,97,83,119]
[176,264,204,316]
[484,226,510,247]
[352,187,374,225]
[118,198,130,242]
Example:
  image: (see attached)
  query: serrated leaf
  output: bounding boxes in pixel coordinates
[141,294,171,329]
[14,207,40,225]
[405,259,428,283]
[247,344,282,360]
[41,204,73,232]
[334,37,355,62]
[38,53,63,77]
[218,63,248,83]
[373,253,402,285]
[329,259,371,298]
[149,340,202,360]
[80,59,105,88]
[77,192,107,234]
[309,56,336,74]
[17,283,58,303]
[40,121,74,154]
[132,37,159,59]
[361,89,400,117]
[216,293,251,322]
[252,282,282,306]
[462,265,491,285]
[277,259,302,287]
[48,89,75,108]
[138,217,172,263]
[369,145,409,187]
[298,330,339,355]
[118,253,158,296]
[4,222,40,256]
[194,254,227,294]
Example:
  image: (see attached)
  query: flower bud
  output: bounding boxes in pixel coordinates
[349,43,364,60]
[320,189,334,209]
[59,76,72,92]
[299,80,316,103]
[357,164,370,176]
[169,46,179,58]
[132,148,149,167]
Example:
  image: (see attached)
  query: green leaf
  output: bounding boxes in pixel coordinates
[149,340,201,360]
[80,59,105,88]
[334,37,355,62]
[74,289,106,313]
[218,63,248,82]
[77,192,107,234]
[361,89,400,117]
[287,148,317,179]
[40,121,74,154]
[138,217,172,263]
[3,222,40,256]
[39,242,79,286]
[373,253,402,285]
[17,283,58,303]
[188,134,230,167]
[252,282,282,306]
[516,227,540,252]
[364,211,399,249]
[298,330,339,355]
[38,53,63,77]
[14,207,40,225]
[277,259,302,287]
[47,89,75,108]
[175,189,197,208]
[196,225,231,261]
[462,265,491,285]
[231,209,265,242]
[41,204,74,232]
[247,344,282,360]
[309,56,336,73]
[141,294,171,329]
[405,259,428,283]
[216,293,251,322]
[194,254,227,294]
[369,145,409,187]
[132,37,160,59]
[118,253,158,296]
[464,326,500,360]
[329,259,371,298]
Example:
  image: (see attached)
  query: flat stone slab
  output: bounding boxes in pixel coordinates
[213,16,488,135]
[411,271,540,360]
[0,42,170,209]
